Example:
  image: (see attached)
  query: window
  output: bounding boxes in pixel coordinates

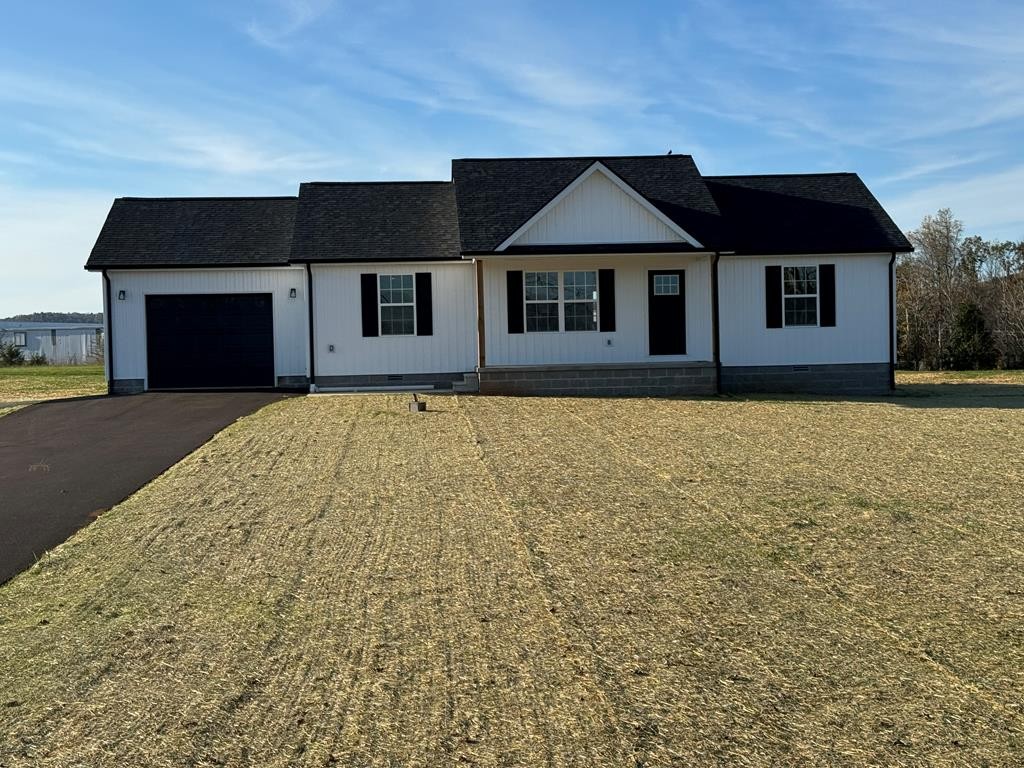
[379,274,415,336]
[524,271,599,332]
[783,266,818,326]
[653,274,680,295]
[525,271,560,332]
[13,332,26,347]
[563,271,598,331]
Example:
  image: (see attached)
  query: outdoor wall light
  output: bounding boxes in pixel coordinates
[117,290,126,300]
[289,288,297,298]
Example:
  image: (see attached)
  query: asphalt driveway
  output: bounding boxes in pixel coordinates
[0,392,292,584]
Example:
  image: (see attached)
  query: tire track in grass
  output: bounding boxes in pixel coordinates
[557,399,1024,728]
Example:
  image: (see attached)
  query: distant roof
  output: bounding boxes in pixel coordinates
[86,197,297,269]
[0,321,103,330]
[290,182,460,262]
[452,155,723,253]
[705,174,912,254]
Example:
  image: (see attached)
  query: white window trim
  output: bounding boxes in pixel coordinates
[782,265,819,328]
[378,274,416,337]
[523,270,600,333]
[13,332,27,347]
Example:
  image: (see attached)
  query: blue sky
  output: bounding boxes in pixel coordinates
[2,0,1022,314]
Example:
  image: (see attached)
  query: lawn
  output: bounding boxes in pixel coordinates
[1,388,1023,766]
[0,364,105,402]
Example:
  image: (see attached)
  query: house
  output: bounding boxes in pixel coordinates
[84,154,912,396]
[0,321,104,365]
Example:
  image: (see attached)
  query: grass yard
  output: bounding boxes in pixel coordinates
[0,364,105,403]
[2,388,1023,766]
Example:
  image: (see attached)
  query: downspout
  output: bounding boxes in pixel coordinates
[475,258,486,369]
[102,270,114,396]
[888,252,897,391]
[305,263,316,391]
[711,253,722,394]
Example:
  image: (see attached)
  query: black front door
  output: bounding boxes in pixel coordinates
[648,270,686,355]
[146,293,274,389]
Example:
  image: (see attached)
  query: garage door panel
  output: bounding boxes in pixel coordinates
[146,294,274,389]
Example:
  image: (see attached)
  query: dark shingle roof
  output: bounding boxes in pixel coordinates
[452,155,723,253]
[705,173,912,254]
[85,159,912,270]
[290,182,460,262]
[86,197,297,269]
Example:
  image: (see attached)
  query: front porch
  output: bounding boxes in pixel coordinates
[477,360,716,396]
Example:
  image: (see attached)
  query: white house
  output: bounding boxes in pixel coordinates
[0,321,104,365]
[85,154,911,396]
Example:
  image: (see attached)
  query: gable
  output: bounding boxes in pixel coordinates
[499,164,700,250]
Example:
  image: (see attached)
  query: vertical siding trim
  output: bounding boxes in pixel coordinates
[306,264,316,384]
[102,270,114,395]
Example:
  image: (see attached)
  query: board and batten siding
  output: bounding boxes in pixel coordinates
[107,268,309,386]
[508,170,684,246]
[482,255,713,366]
[718,254,892,366]
[312,263,476,376]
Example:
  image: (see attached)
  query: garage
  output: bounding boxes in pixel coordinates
[145,293,275,389]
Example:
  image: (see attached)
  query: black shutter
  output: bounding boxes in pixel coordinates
[598,269,615,332]
[819,264,836,327]
[415,272,433,336]
[360,273,379,337]
[765,265,782,328]
[507,270,524,334]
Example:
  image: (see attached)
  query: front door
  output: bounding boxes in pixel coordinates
[648,270,686,355]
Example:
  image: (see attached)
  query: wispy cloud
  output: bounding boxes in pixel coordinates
[0,185,112,314]
[887,164,1024,237]
[0,69,342,178]
[244,0,335,52]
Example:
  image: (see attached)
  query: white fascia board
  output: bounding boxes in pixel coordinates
[495,161,703,251]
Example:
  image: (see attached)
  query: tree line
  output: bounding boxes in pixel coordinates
[898,208,1024,370]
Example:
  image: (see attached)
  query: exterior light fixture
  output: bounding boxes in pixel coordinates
[117,290,126,300]
[289,288,297,298]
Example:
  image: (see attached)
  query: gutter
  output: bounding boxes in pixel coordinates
[711,253,722,394]
[305,263,316,391]
[102,270,114,395]
[888,252,897,390]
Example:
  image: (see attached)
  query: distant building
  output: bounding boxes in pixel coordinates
[0,321,104,365]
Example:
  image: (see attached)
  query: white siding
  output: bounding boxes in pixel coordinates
[107,268,309,385]
[510,170,684,246]
[718,254,891,366]
[483,255,713,366]
[313,263,476,375]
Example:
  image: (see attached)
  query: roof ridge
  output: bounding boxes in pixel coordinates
[705,172,856,179]
[453,154,693,162]
[117,196,297,201]
[300,180,451,187]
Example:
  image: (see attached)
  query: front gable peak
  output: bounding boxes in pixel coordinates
[496,162,702,251]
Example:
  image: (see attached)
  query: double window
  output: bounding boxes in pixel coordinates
[379,274,415,336]
[524,271,598,332]
[13,332,26,347]
[783,266,818,327]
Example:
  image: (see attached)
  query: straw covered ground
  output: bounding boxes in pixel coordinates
[2,389,1023,766]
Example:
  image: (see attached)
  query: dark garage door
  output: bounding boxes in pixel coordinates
[146,293,274,389]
